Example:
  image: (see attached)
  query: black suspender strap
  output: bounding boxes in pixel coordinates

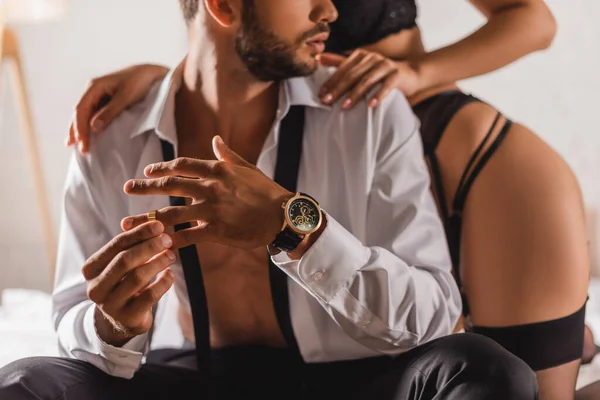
[273,106,306,194]
[160,140,212,387]
[158,105,307,388]
[269,106,305,361]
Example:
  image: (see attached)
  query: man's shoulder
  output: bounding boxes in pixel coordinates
[312,66,414,113]
[72,80,165,185]
[88,82,163,154]
[299,66,419,141]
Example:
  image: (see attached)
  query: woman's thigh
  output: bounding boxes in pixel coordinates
[433,98,589,399]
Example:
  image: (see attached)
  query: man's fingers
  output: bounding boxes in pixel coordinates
[121,205,212,232]
[144,158,219,179]
[212,136,254,168]
[87,232,173,304]
[126,269,175,317]
[110,250,176,309]
[124,176,217,199]
[82,221,164,281]
[126,223,217,249]
[171,223,216,249]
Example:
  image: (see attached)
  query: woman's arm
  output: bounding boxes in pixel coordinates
[318,0,557,107]
[416,0,556,90]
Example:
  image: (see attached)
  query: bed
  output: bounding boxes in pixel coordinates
[2,281,600,391]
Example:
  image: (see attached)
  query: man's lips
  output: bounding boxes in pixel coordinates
[306,41,326,54]
[305,32,329,54]
[306,32,330,43]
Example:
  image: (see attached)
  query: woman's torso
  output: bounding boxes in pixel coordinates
[329,0,460,104]
[327,1,486,328]
[328,0,419,54]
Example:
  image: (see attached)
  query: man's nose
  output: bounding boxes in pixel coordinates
[311,0,339,24]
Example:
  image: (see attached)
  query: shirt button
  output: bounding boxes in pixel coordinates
[390,11,397,18]
[312,271,325,282]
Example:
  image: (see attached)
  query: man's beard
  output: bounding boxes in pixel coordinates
[235,2,329,82]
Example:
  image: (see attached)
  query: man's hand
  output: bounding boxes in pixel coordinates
[82,221,175,347]
[122,136,293,250]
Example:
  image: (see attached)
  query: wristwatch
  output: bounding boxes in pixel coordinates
[269,192,323,254]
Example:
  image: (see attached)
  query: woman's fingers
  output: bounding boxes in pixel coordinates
[319,51,368,103]
[370,73,402,107]
[73,81,116,154]
[319,50,398,108]
[317,52,346,68]
[341,60,397,110]
[90,92,130,134]
[67,124,76,147]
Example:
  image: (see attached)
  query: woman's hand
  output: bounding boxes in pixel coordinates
[318,49,424,110]
[68,64,169,154]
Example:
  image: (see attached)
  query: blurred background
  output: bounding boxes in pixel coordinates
[0,0,599,383]
[1,0,598,292]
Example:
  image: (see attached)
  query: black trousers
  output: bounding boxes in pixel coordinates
[0,333,537,400]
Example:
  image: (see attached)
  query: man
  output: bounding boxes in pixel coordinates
[0,0,537,399]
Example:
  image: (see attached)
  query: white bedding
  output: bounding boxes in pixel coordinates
[2,282,600,390]
[0,289,57,365]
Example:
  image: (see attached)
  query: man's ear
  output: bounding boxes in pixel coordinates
[204,0,241,28]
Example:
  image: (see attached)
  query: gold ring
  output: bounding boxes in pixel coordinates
[147,210,157,221]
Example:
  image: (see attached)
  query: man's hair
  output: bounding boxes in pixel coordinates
[179,0,199,22]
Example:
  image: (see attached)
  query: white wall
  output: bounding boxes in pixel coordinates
[1,0,598,292]
[0,0,186,292]
[418,0,600,274]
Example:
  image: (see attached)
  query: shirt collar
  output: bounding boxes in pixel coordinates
[130,61,183,143]
[284,72,332,112]
[130,61,332,142]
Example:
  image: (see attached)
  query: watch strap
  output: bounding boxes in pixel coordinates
[272,226,304,253]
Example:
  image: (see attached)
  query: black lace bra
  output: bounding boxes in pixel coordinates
[327,0,418,54]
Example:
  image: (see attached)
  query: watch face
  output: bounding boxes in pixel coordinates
[288,198,320,233]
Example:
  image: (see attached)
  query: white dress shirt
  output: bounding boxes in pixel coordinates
[52,63,461,379]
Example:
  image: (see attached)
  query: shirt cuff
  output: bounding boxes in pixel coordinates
[271,211,371,303]
[84,305,148,375]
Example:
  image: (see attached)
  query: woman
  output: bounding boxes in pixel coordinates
[66,1,594,399]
